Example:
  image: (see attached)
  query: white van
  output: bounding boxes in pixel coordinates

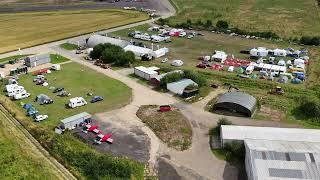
[7,86,25,97]
[245,66,255,75]
[13,91,30,100]
[68,97,87,108]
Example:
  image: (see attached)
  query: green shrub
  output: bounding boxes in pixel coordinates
[295,97,320,122]
[216,20,229,29]
[209,117,232,137]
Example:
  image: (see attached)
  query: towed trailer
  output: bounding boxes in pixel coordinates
[55,112,91,134]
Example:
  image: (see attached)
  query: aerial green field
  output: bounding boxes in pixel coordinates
[0,9,148,53]
[17,62,131,128]
[169,0,320,38]
[0,113,61,179]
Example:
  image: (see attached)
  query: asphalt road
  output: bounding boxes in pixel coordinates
[0,0,174,15]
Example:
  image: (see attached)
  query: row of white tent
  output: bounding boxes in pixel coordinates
[86,35,169,59]
[250,47,288,57]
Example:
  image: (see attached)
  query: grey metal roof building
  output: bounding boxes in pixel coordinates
[60,112,91,130]
[86,34,129,48]
[167,79,198,95]
[245,139,320,180]
[213,92,257,117]
[25,54,51,68]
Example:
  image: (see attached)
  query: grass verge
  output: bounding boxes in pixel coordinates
[137,105,192,151]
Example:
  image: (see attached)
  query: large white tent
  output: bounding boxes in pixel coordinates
[86,35,129,48]
[250,47,268,57]
[124,45,156,57]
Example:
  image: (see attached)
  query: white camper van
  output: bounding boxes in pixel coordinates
[13,91,30,100]
[7,86,25,97]
[68,97,87,108]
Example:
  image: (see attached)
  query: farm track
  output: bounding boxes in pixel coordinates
[0,104,76,180]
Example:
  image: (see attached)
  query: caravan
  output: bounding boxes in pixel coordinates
[68,97,87,108]
[13,91,30,100]
[7,85,25,97]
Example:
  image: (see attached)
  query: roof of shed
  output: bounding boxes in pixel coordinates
[216,92,257,112]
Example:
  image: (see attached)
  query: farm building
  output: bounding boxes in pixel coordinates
[250,47,268,58]
[150,70,184,86]
[134,66,159,80]
[245,139,320,180]
[124,45,156,57]
[220,125,320,147]
[58,112,92,131]
[10,65,28,76]
[167,79,198,96]
[25,54,50,68]
[212,51,228,63]
[86,34,129,48]
[213,92,257,117]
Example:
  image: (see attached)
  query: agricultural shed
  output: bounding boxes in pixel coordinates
[167,79,198,95]
[59,112,91,130]
[124,45,156,57]
[86,35,129,48]
[25,54,50,68]
[245,139,320,180]
[220,125,320,147]
[213,92,257,117]
[134,66,159,80]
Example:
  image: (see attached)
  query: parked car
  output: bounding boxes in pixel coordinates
[76,50,83,54]
[196,64,206,69]
[53,87,64,93]
[35,114,48,122]
[57,90,71,97]
[13,91,30,100]
[100,64,110,69]
[90,96,104,103]
[36,79,46,85]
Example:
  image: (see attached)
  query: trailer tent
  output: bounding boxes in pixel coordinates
[59,112,91,130]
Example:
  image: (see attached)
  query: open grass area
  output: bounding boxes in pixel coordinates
[50,54,70,64]
[0,113,61,179]
[112,24,320,127]
[136,105,192,151]
[0,60,144,179]
[168,0,320,38]
[16,62,131,129]
[60,43,78,50]
[0,9,148,53]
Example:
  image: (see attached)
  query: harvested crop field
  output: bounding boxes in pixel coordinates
[136,105,192,151]
[0,9,148,53]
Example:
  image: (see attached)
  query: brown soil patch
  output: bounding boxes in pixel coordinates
[257,105,284,121]
[136,105,192,151]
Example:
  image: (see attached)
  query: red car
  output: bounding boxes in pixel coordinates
[159,105,172,112]
[196,64,206,69]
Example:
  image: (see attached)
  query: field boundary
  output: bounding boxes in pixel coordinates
[0,104,76,180]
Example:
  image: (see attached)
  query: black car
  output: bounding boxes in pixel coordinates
[53,87,64,93]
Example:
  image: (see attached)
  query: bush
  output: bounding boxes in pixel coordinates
[160,72,185,88]
[223,142,245,162]
[216,20,229,29]
[209,117,232,137]
[184,70,207,87]
[91,43,135,67]
[300,36,320,46]
[296,97,320,122]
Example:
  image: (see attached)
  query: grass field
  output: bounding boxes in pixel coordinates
[0,9,148,53]
[112,24,320,127]
[169,0,320,38]
[0,113,61,179]
[16,62,132,128]
[60,43,78,50]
